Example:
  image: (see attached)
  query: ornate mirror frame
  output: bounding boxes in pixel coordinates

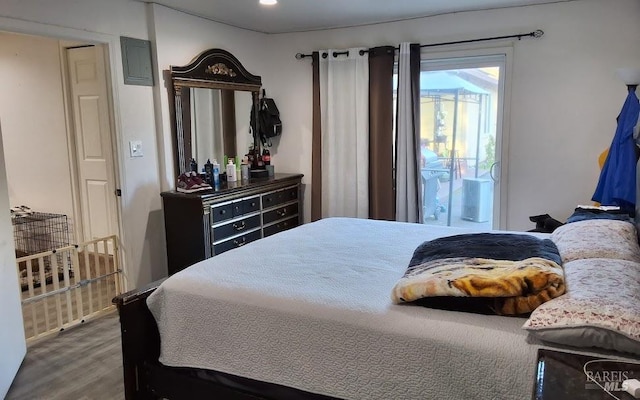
[169,48,262,174]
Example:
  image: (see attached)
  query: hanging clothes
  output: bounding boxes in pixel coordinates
[592,87,640,213]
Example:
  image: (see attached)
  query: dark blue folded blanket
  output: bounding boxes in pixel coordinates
[408,233,562,269]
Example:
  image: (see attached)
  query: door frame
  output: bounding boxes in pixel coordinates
[0,16,128,289]
[419,44,514,229]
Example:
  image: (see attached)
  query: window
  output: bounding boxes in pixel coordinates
[394,51,509,228]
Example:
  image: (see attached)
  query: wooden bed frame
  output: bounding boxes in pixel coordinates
[112,281,338,400]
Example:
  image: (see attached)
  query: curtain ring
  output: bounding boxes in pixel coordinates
[322,52,328,59]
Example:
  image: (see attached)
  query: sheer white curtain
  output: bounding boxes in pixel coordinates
[319,48,369,218]
[395,43,422,223]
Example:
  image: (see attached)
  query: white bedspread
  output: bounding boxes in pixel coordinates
[147,217,545,400]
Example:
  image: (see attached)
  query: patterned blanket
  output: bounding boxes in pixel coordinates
[391,233,565,315]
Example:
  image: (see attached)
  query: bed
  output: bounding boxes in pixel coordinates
[114,216,640,400]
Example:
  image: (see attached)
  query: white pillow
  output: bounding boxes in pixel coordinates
[551,219,640,263]
[523,258,640,355]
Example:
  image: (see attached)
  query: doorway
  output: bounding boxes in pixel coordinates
[0,32,121,247]
[418,53,507,229]
[0,32,122,338]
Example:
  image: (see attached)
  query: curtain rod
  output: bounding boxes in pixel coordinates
[295,29,544,60]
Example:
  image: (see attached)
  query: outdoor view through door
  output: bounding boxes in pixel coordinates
[408,54,505,229]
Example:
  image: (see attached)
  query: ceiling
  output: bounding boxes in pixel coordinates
[140,0,574,34]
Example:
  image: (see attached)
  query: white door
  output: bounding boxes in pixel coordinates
[66,46,119,245]
[417,53,507,229]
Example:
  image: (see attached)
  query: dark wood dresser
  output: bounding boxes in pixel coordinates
[161,173,303,275]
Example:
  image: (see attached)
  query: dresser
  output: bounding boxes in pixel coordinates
[161,173,303,275]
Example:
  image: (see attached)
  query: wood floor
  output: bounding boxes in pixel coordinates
[6,310,124,400]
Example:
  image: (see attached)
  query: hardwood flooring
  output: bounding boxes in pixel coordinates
[6,310,124,400]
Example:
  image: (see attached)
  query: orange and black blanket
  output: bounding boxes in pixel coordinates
[391,233,565,316]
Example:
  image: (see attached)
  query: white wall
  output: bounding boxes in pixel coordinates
[0,123,26,398]
[0,33,75,224]
[264,0,640,229]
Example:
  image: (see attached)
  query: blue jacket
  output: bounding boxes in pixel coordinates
[592,88,640,212]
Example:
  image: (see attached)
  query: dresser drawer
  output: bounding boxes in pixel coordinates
[261,186,298,209]
[263,203,298,225]
[231,201,243,217]
[242,197,260,214]
[213,230,261,255]
[263,217,298,237]
[211,203,234,223]
[213,215,261,241]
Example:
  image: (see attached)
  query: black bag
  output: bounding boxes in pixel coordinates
[252,90,282,147]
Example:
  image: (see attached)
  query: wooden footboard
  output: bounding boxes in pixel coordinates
[112,279,165,400]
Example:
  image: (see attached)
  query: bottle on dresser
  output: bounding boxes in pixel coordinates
[262,148,271,165]
[204,159,213,184]
[226,158,237,182]
[241,156,250,181]
[212,159,220,187]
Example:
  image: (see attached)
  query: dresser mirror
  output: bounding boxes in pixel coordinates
[169,48,262,174]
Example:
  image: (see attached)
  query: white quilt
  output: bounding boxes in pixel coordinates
[147,217,544,400]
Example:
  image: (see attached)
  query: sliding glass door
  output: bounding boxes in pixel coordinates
[416,53,507,229]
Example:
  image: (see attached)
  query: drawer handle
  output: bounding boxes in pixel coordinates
[233,221,246,231]
[251,202,256,207]
[277,208,287,217]
[234,237,246,247]
[220,209,226,215]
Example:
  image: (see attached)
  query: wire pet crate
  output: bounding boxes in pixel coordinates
[12,212,72,290]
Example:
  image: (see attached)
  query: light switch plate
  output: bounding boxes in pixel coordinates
[129,140,143,157]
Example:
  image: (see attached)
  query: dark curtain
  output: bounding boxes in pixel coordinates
[221,90,237,157]
[368,46,396,220]
[410,43,422,222]
[311,51,322,221]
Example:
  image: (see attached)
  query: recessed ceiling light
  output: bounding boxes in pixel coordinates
[260,0,277,5]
